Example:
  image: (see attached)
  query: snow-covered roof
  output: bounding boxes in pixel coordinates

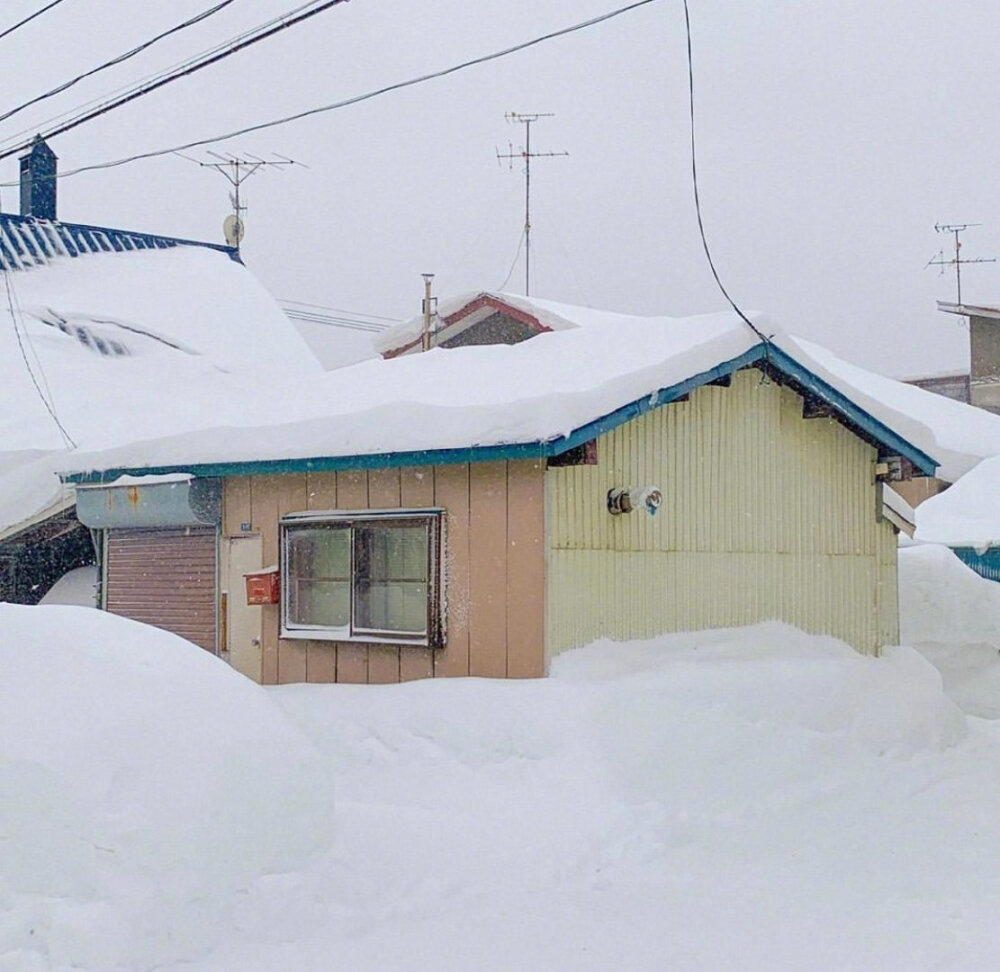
[0,235,321,532]
[787,338,1000,483]
[61,300,944,483]
[914,453,1000,549]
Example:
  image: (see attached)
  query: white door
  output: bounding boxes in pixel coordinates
[223,535,264,681]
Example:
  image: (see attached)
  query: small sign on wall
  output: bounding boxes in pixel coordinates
[244,568,279,606]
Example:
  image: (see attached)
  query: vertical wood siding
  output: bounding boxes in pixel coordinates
[223,460,546,684]
[546,368,899,657]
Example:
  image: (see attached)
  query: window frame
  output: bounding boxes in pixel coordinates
[280,508,444,648]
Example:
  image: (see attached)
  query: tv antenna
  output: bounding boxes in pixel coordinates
[926,222,995,307]
[176,151,305,249]
[496,112,568,296]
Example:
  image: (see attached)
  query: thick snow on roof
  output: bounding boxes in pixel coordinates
[63,303,945,479]
[914,453,1000,549]
[0,245,320,531]
[788,337,1000,482]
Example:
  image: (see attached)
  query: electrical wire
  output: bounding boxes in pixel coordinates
[682,0,769,347]
[0,0,661,182]
[0,0,69,43]
[0,0,242,127]
[2,268,76,448]
[0,0,326,153]
[279,298,400,323]
[0,0,352,163]
[498,228,526,292]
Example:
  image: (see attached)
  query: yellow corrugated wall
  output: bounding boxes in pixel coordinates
[546,368,900,657]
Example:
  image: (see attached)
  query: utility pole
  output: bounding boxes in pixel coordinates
[927,222,995,307]
[497,112,568,296]
[178,151,304,251]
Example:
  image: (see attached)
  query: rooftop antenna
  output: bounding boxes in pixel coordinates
[176,151,305,250]
[926,222,995,307]
[496,112,568,296]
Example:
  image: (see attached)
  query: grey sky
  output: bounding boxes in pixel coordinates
[1,0,996,377]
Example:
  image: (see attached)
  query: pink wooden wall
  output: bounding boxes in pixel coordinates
[223,460,546,683]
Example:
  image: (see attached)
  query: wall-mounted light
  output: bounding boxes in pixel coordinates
[607,486,662,516]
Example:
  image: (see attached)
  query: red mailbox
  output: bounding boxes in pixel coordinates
[244,568,279,606]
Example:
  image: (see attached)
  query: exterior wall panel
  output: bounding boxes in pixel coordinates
[224,460,545,684]
[546,368,899,657]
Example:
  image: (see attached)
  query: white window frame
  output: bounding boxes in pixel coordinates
[280,508,444,647]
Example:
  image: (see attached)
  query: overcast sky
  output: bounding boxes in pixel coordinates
[1,0,998,377]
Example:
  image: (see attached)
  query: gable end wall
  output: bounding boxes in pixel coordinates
[545,368,899,656]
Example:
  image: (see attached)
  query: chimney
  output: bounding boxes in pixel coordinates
[19,135,57,220]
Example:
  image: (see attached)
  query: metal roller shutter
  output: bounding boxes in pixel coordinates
[105,526,218,653]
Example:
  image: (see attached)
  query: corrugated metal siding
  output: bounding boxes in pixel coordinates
[546,368,899,656]
[106,527,217,652]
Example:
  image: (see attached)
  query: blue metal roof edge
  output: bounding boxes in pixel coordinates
[63,342,938,484]
[764,344,937,476]
[0,212,240,266]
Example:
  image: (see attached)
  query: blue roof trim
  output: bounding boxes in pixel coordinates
[764,344,938,476]
[63,342,939,484]
[0,212,239,270]
[951,547,1000,583]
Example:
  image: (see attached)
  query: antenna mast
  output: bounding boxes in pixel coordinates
[497,112,568,296]
[927,222,995,306]
[178,151,304,250]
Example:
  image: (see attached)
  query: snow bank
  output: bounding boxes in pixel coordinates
[7,610,1000,971]
[0,605,334,970]
[38,565,98,607]
[899,543,1000,717]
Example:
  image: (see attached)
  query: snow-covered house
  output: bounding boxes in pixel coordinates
[63,294,948,682]
[0,140,320,605]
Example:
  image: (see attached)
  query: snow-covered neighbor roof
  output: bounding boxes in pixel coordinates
[373,289,645,355]
[0,228,321,533]
[914,453,1000,549]
[62,295,951,483]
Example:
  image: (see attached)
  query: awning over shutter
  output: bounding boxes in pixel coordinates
[77,477,221,530]
[105,526,217,653]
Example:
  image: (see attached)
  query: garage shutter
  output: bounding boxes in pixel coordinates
[105,527,217,653]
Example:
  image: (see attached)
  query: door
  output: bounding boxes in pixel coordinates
[223,534,264,681]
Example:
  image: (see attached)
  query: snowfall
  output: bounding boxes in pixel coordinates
[0,545,999,971]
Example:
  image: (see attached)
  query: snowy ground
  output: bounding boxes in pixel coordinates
[5,546,1000,970]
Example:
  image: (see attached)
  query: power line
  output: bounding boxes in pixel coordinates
[682,0,768,347]
[0,0,325,153]
[0,0,242,127]
[2,268,76,448]
[279,298,401,322]
[0,0,69,43]
[1,0,661,183]
[0,0,352,164]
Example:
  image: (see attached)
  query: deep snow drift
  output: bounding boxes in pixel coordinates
[0,605,334,971]
[5,605,1000,971]
[900,542,1000,718]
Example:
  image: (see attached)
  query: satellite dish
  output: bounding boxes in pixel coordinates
[223,214,245,247]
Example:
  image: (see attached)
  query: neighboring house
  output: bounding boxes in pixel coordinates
[375,290,623,358]
[63,295,943,683]
[0,138,320,603]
